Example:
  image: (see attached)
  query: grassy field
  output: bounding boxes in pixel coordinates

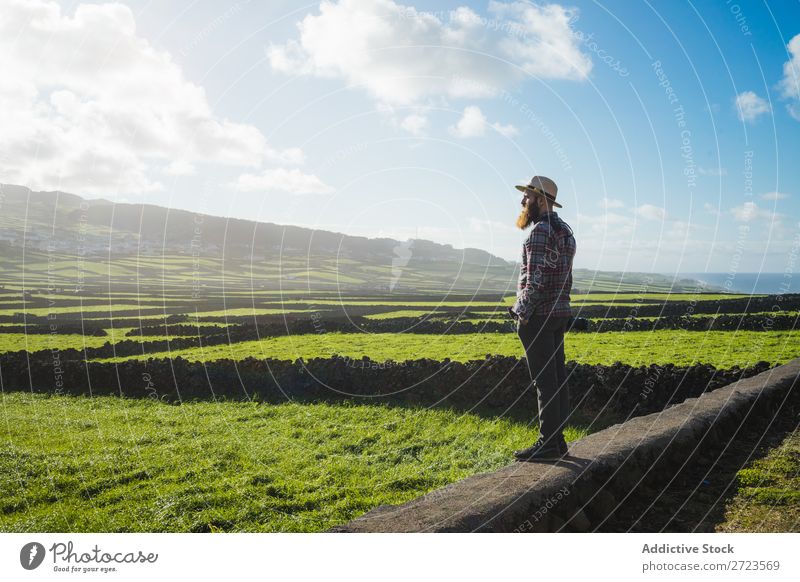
[370,309,800,323]
[1,286,796,533]
[0,304,146,316]
[89,329,800,368]
[188,308,316,317]
[0,392,588,532]
[0,327,197,353]
[717,428,800,532]
[570,293,760,302]
[3,189,796,536]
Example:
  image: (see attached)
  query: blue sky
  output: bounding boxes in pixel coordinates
[2,0,798,273]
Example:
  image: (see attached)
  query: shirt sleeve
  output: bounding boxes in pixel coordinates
[512,225,551,320]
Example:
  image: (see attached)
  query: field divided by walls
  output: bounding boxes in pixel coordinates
[1,285,798,532]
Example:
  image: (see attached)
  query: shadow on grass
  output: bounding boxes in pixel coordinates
[595,390,800,532]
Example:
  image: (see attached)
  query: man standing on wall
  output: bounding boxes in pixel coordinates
[507,176,576,461]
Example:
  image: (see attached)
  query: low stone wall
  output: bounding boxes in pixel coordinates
[0,351,771,419]
[4,292,797,333]
[122,312,798,337]
[0,310,795,342]
[574,293,800,318]
[330,357,800,532]
[586,313,798,332]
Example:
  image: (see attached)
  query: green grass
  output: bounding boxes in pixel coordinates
[0,327,199,353]
[5,295,193,303]
[363,310,453,320]
[572,293,760,302]
[91,329,800,368]
[0,304,145,316]
[189,308,315,317]
[2,300,787,325]
[264,300,511,307]
[0,392,587,532]
[0,291,756,321]
[0,332,116,353]
[718,428,800,532]
[510,293,756,307]
[588,311,799,322]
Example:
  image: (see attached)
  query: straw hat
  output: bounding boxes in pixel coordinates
[514,175,561,208]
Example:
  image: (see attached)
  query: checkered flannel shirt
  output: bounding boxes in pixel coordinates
[510,211,576,321]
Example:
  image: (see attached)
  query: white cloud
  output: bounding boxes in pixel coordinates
[599,197,624,209]
[267,0,592,106]
[399,113,429,136]
[569,198,793,273]
[635,204,667,221]
[0,0,303,195]
[467,216,518,234]
[730,201,779,222]
[574,206,731,272]
[577,210,635,237]
[664,219,706,239]
[491,120,519,138]
[449,105,518,138]
[164,160,196,176]
[760,191,789,201]
[730,202,756,221]
[451,106,488,137]
[778,33,800,120]
[234,168,335,194]
[734,91,771,122]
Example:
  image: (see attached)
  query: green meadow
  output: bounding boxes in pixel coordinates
[87,329,800,368]
[0,392,587,532]
[1,285,796,532]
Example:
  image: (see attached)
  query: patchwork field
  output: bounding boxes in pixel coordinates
[1,284,798,532]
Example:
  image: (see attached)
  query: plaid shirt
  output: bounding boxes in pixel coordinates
[510,211,576,320]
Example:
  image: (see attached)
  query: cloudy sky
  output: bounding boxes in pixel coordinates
[1,0,798,273]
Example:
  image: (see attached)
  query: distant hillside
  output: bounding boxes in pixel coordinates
[0,184,508,264]
[0,184,722,294]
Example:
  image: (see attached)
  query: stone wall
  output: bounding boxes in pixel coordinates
[330,357,800,532]
[122,312,798,337]
[0,351,771,419]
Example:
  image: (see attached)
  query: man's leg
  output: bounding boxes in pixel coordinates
[552,316,570,436]
[517,314,561,447]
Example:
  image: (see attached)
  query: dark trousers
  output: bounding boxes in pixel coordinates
[516,314,571,444]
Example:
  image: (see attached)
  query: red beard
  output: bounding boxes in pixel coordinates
[516,203,539,229]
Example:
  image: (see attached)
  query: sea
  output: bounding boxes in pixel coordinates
[671,273,796,295]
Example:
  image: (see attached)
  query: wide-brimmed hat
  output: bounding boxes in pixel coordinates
[515,175,561,208]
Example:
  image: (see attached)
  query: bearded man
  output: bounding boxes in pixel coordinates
[507,176,576,461]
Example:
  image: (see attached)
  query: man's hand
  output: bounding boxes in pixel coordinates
[508,306,528,327]
[508,307,528,329]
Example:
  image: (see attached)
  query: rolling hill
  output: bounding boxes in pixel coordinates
[0,183,721,295]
